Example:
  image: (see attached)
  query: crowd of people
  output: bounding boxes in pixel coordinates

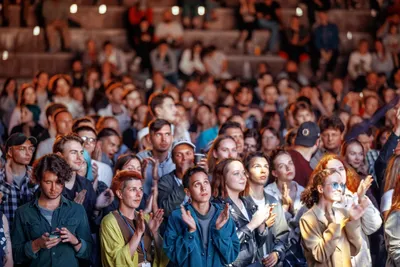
[0,0,400,267]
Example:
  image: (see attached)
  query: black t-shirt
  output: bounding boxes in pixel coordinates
[256,1,281,22]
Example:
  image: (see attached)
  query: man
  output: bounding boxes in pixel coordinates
[73,126,113,187]
[42,0,71,52]
[348,39,372,84]
[245,152,289,266]
[98,83,131,133]
[154,9,184,49]
[36,108,73,159]
[163,166,240,266]
[158,139,195,217]
[150,40,179,85]
[0,133,38,224]
[98,41,128,75]
[256,0,282,53]
[97,128,121,168]
[218,121,245,155]
[311,10,339,79]
[288,121,321,187]
[137,119,176,196]
[53,134,114,229]
[310,115,345,169]
[12,154,92,267]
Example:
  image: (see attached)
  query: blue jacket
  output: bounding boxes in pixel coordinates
[163,202,240,267]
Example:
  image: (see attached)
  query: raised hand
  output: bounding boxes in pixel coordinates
[74,190,87,205]
[148,209,164,235]
[265,212,277,228]
[282,183,293,212]
[95,188,114,210]
[135,210,146,236]
[180,205,196,232]
[216,203,230,230]
[348,202,367,221]
[249,203,271,231]
[143,157,160,182]
[357,175,373,201]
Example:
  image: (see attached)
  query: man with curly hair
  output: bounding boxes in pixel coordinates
[11,154,92,267]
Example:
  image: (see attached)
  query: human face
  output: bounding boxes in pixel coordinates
[55,112,73,135]
[23,87,36,105]
[264,86,278,105]
[110,87,124,105]
[103,118,120,133]
[37,72,49,88]
[217,107,232,125]
[248,157,269,186]
[225,161,247,193]
[101,136,120,159]
[21,107,33,124]
[236,87,253,106]
[172,144,194,171]
[357,134,372,154]
[322,92,335,110]
[9,140,35,165]
[345,143,364,169]
[150,125,173,153]
[272,154,295,181]
[159,98,177,123]
[359,42,369,54]
[283,87,297,104]
[262,130,280,153]
[269,113,281,131]
[196,106,211,126]
[213,138,238,160]
[365,97,379,116]
[321,172,344,203]
[77,130,97,154]
[122,158,142,173]
[62,141,84,172]
[40,171,64,200]
[124,91,142,111]
[175,105,188,125]
[187,172,211,204]
[71,87,84,102]
[136,105,148,124]
[119,179,143,209]
[244,137,257,153]
[321,129,342,152]
[56,78,70,97]
[225,128,244,154]
[325,159,346,181]
[181,91,195,109]
[295,110,313,126]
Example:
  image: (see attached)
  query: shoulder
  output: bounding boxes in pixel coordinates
[101,212,117,226]
[265,193,279,204]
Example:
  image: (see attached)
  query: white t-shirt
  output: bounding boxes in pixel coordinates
[92,159,113,188]
[381,189,394,213]
[155,21,184,40]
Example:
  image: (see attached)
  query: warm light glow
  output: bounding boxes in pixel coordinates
[370,9,377,17]
[296,7,303,17]
[99,4,107,14]
[2,51,9,61]
[347,31,353,40]
[171,6,180,16]
[70,4,78,14]
[198,6,205,16]
[33,26,40,36]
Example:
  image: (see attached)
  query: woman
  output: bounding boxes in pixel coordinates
[300,168,367,267]
[207,135,238,174]
[372,39,394,78]
[191,104,215,140]
[8,84,40,135]
[265,149,304,221]
[260,127,281,157]
[0,78,18,131]
[212,158,271,266]
[33,71,50,111]
[384,176,400,266]
[381,155,400,218]
[243,152,289,266]
[313,154,382,267]
[179,41,206,78]
[100,170,167,267]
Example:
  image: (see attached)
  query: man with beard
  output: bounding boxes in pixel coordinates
[11,154,92,267]
[53,134,114,230]
[137,119,175,197]
[0,133,38,224]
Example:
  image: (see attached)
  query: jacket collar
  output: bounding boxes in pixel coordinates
[311,204,329,226]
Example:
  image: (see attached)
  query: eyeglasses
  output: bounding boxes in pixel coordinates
[325,182,346,192]
[15,146,35,153]
[81,136,96,144]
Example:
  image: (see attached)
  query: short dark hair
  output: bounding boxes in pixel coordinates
[45,103,67,120]
[73,126,97,137]
[114,153,141,173]
[96,116,118,132]
[243,151,270,172]
[97,128,120,140]
[53,133,84,154]
[218,121,242,136]
[148,93,174,116]
[149,119,171,134]
[53,109,71,122]
[33,154,72,184]
[318,115,345,133]
[292,101,313,118]
[72,117,93,132]
[182,166,208,189]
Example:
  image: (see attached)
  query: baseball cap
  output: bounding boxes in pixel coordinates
[295,121,320,147]
[172,139,196,152]
[6,133,37,152]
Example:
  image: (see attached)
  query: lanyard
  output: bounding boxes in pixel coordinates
[118,209,147,262]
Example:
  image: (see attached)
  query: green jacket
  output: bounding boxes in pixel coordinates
[11,195,92,267]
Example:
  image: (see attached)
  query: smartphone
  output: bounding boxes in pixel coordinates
[194,154,206,165]
[49,231,61,239]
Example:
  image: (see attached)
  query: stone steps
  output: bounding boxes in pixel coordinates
[0,28,372,54]
[6,5,374,32]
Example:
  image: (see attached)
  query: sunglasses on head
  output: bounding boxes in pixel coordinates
[326,182,346,192]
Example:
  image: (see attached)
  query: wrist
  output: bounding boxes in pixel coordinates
[71,237,81,246]
[188,227,196,233]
